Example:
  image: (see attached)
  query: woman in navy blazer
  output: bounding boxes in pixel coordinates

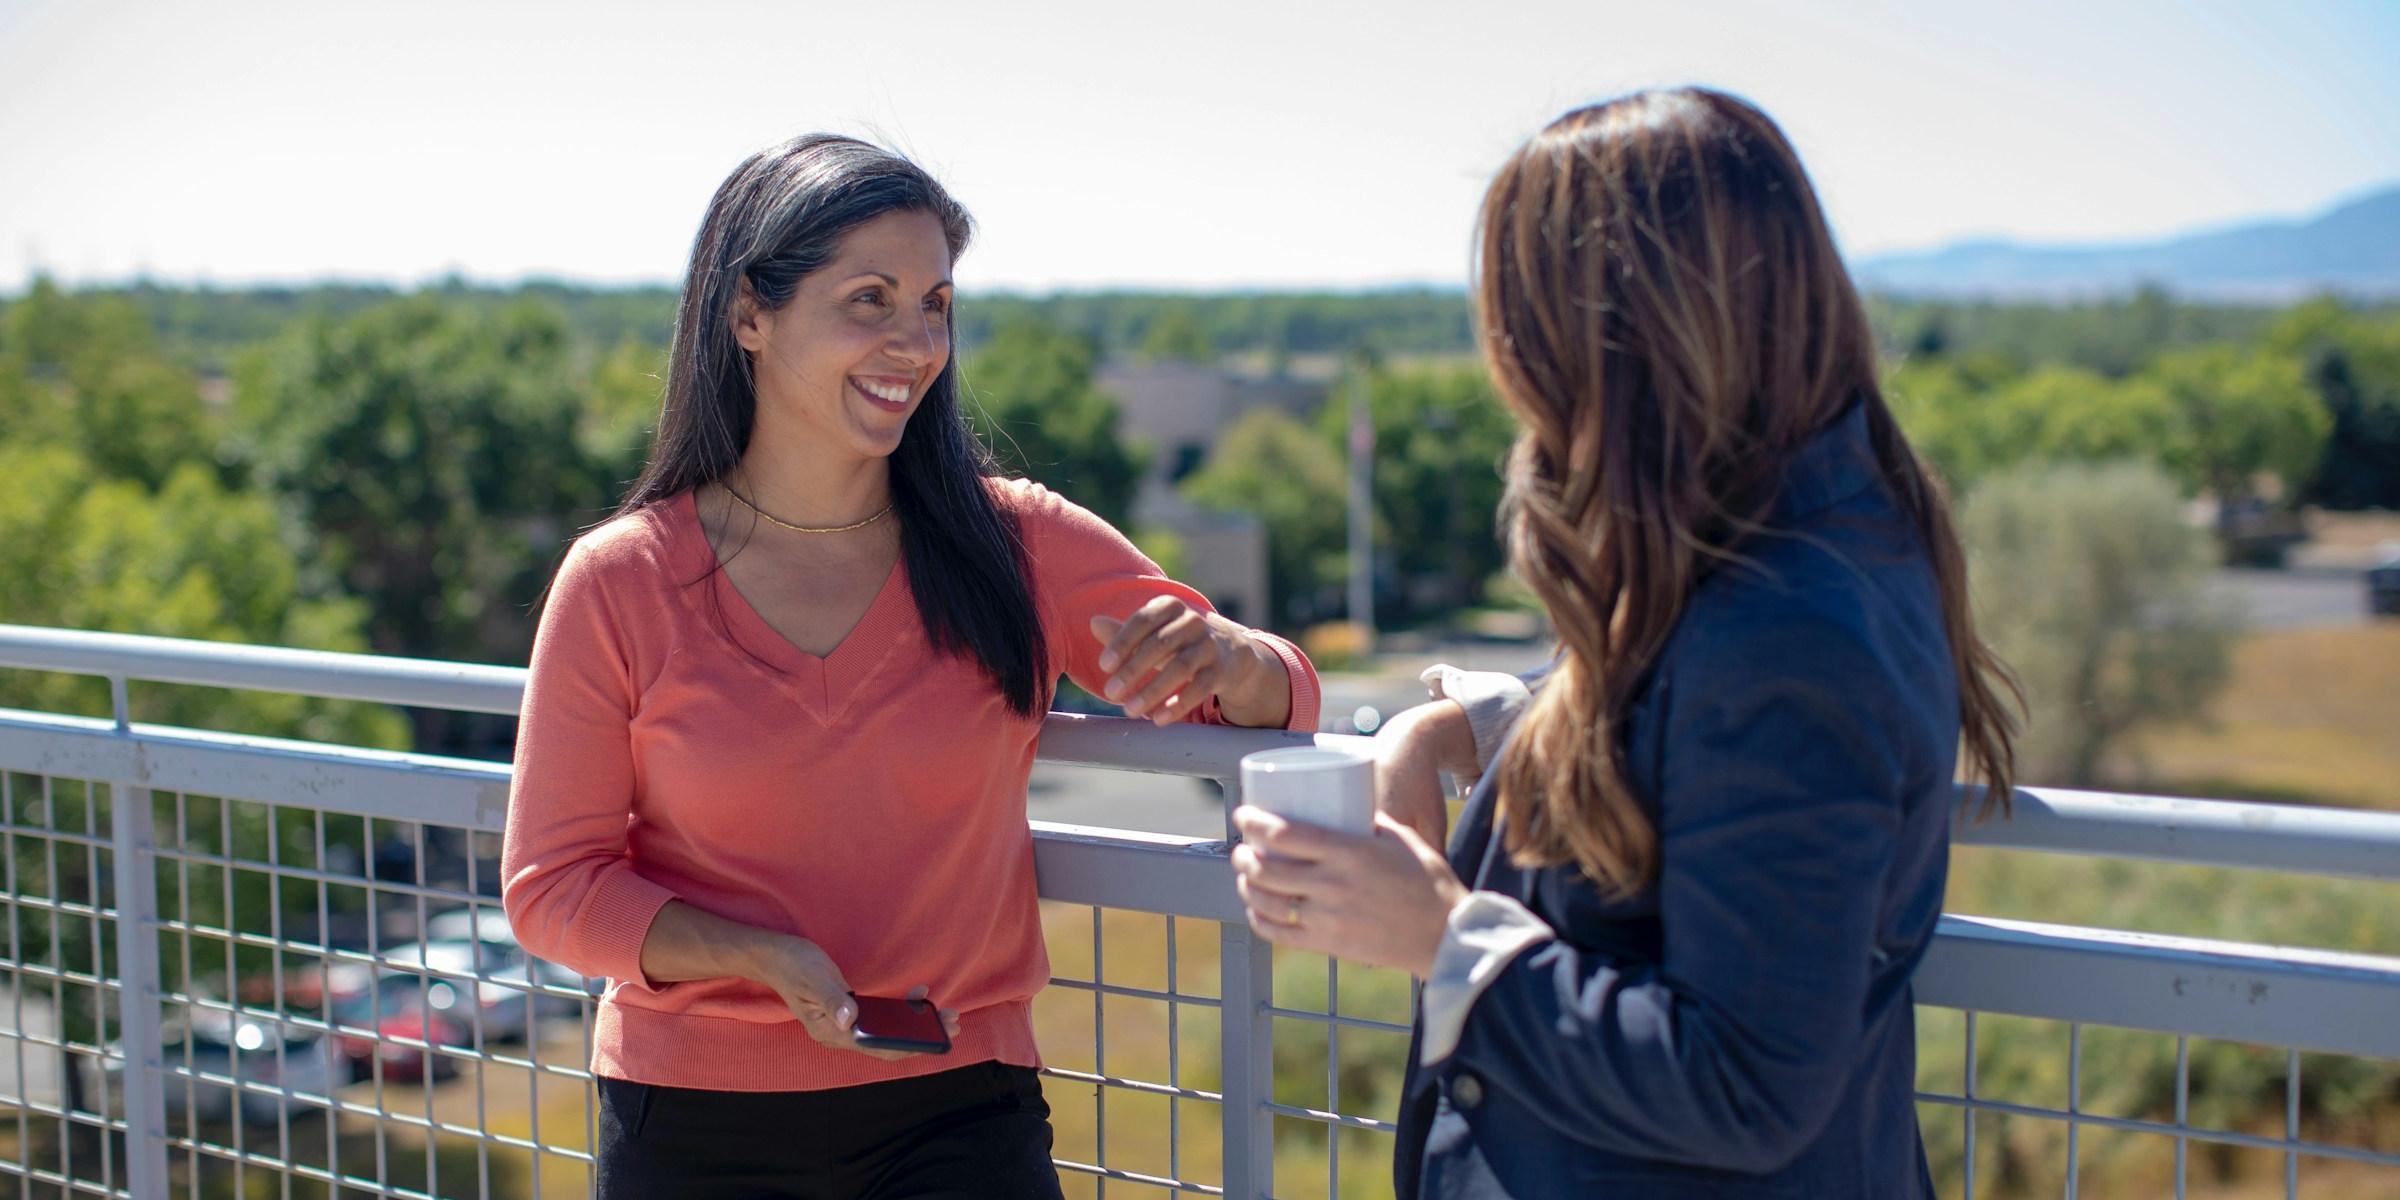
[1231,89,2022,1197]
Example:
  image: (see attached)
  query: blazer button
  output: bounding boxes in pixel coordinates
[1451,1072,1484,1111]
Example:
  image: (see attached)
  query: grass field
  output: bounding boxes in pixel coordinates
[2113,623,2400,811]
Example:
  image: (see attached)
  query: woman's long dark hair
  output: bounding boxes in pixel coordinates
[617,134,1047,715]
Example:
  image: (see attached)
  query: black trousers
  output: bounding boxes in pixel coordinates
[594,1060,1064,1199]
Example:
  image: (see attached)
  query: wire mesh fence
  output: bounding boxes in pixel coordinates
[0,625,2394,1199]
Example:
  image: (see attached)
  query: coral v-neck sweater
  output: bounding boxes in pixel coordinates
[501,479,1319,1092]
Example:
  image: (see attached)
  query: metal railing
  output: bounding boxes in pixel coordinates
[0,622,2393,1198]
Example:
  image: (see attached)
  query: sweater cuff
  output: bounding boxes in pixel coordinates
[1418,665,1533,773]
[572,868,680,992]
[1253,630,1322,732]
[1418,891,1555,1067]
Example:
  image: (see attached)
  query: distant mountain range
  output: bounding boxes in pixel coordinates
[1855,185,2400,300]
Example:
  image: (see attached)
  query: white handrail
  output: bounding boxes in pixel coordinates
[6,623,2396,882]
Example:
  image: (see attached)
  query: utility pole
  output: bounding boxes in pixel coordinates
[1345,361,1375,639]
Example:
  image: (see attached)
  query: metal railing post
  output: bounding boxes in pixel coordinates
[106,676,169,1196]
[1217,775,1276,1199]
[1219,921,1275,1198]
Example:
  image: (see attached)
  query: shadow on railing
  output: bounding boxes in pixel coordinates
[0,623,2393,1199]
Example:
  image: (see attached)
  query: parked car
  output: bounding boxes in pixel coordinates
[328,975,472,1083]
[2215,498,2308,568]
[375,939,540,1043]
[423,907,515,947]
[425,907,607,1008]
[99,1008,340,1126]
[2368,546,2400,617]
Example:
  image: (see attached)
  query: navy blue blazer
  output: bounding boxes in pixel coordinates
[1396,403,1959,1198]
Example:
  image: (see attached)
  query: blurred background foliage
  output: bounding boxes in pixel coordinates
[4,276,2398,1196]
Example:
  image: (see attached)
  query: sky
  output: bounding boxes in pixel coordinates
[2,0,2396,294]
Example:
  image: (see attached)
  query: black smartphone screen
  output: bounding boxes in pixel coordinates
[850,994,952,1054]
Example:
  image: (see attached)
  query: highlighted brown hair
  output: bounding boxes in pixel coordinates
[1477,89,2018,897]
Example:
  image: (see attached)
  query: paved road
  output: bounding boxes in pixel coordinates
[2205,567,2377,630]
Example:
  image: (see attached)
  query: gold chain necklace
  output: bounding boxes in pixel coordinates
[721,484,894,534]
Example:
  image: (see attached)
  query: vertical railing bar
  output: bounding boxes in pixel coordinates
[79,780,111,1198]
[5,770,32,1200]
[107,677,144,1200]
[42,776,68,1189]
[1092,904,1106,1198]
[1962,1011,1977,1200]
[582,940,604,1200]
[176,792,197,1200]
[222,791,252,1195]
[524,875,543,1200]
[2173,1035,2188,1200]
[412,821,434,1197]
[1221,775,1237,847]
[1327,957,1338,1200]
[366,815,388,1192]
[1217,773,1272,1200]
[2285,1047,2299,1199]
[266,802,292,1200]
[580,955,601,1197]
[313,810,339,1193]
[1165,913,1180,1188]
[2065,1022,2081,1200]
[466,845,491,1200]
[219,792,246,1195]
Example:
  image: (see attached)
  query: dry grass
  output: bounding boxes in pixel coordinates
[1033,903,1412,1200]
[2112,623,2400,810]
[2302,509,2400,552]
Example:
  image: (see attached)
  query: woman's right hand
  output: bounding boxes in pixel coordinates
[748,936,960,1062]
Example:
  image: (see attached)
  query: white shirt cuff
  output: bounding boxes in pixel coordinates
[1418,891,1556,1067]
[1419,664,1534,774]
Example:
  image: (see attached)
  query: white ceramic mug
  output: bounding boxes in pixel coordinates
[1238,746,1375,834]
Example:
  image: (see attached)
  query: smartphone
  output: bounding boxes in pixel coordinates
[850,993,951,1055]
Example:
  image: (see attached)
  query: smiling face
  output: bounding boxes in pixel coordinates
[732,208,956,464]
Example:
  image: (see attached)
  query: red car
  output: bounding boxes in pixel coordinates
[328,974,472,1083]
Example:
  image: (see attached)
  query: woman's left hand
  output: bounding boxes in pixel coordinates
[1230,806,1468,977]
[1092,597,1286,727]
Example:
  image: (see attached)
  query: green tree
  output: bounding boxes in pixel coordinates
[1962,460,2236,787]
[1322,364,1515,620]
[1883,355,2025,490]
[0,444,403,744]
[582,337,668,505]
[1136,304,1216,364]
[2269,301,2400,510]
[961,317,1148,528]
[2141,345,2329,508]
[1885,356,2178,495]
[229,297,609,682]
[0,277,217,488]
[1183,409,1348,627]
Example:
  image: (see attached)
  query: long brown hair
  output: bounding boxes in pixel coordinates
[1478,88,2018,898]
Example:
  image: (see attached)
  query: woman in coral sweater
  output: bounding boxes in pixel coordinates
[501,135,1318,1199]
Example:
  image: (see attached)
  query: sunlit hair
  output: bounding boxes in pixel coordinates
[1477,88,2020,898]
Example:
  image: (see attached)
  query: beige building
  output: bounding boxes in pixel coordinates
[1095,361,1324,628]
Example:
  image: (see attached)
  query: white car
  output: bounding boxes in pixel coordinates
[377,939,540,1043]
[101,1008,341,1126]
[425,907,606,1008]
